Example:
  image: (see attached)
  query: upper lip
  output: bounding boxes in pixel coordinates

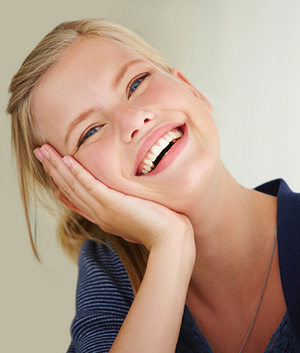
[133,122,185,176]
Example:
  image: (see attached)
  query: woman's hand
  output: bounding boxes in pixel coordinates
[34,144,194,251]
[34,144,196,353]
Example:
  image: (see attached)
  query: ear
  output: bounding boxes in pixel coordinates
[55,189,97,224]
[170,68,213,114]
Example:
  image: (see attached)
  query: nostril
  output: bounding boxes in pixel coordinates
[144,117,150,123]
[131,129,139,139]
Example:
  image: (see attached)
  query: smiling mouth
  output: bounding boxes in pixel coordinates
[137,127,184,175]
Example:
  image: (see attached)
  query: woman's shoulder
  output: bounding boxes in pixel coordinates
[67,239,134,352]
[77,239,134,309]
[78,238,126,276]
[266,179,300,347]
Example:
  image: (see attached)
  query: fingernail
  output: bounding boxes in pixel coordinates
[63,157,71,168]
[33,149,43,163]
[40,146,49,160]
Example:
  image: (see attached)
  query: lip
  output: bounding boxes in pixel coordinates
[133,122,187,176]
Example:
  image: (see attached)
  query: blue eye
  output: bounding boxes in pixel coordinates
[128,73,149,97]
[78,126,102,147]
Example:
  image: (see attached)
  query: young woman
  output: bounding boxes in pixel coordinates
[7,19,300,353]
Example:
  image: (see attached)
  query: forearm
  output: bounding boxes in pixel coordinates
[110,236,195,353]
[35,146,195,352]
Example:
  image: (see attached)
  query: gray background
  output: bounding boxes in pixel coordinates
[1,0,299,352]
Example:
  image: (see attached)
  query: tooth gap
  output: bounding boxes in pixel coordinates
[152,141,175,169]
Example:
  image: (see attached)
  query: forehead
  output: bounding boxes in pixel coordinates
[32,36,145,108]
[55,36,143,72]
[35,36,143,94]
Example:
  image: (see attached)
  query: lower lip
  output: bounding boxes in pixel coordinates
[141,124,188,177]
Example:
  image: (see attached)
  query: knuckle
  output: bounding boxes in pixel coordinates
[84,181,93,193]
[43,164,51,174]
[100,221,113,234]
[60,178,76,197]
[60,185,71,198]
[72,168,80,179]
[78,170,94,192]
[66,178,76,193]
[96,212,112,234]
[73,168,93,193]
[50,156,60,169]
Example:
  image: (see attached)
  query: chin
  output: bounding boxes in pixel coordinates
[149,161,218,213]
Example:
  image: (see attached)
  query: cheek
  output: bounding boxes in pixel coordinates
[76,142,121,188]
[148,81,184,106]
[142,76,190,110]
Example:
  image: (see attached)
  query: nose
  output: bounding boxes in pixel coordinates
[112,105,154,143]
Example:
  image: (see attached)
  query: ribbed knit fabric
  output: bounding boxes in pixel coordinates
[67,240,134,353]
[66,239,298,353]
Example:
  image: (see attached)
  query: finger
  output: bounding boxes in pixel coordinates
[62,154,114,205]
[35,145,188,245]
[35,145,98,215]
[39,145,125,230]
[62,156,131,230]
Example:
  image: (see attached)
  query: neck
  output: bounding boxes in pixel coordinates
[183,163,278,310]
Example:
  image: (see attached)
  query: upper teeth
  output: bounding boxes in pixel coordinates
[139,129,183,175]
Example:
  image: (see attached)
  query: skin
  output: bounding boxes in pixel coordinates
[32,37,286,352]
[32,37,220,214]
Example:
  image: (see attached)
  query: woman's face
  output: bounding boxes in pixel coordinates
[32,37,220,212]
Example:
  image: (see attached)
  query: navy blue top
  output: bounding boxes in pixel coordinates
[67,179,300,352]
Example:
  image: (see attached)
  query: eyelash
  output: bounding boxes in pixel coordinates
[77,72,151,148]
[128,72,150,98]
[78,125,102,148]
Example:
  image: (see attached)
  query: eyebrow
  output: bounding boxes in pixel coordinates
[65,59,146,146]
[112,58,147,88]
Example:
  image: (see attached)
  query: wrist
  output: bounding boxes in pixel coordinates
[150,227,196,279]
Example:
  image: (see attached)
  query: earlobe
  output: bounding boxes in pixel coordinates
[55,189,97,224]
[170,68,213,114]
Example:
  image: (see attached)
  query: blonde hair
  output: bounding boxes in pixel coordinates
[7,19,171,294]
